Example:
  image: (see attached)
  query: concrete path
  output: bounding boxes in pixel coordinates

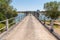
[1,14,57,40]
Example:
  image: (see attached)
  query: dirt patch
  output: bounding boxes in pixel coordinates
[54,27,60,35]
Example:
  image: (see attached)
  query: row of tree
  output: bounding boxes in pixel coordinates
[44,1,60,32]
[0,0,17,21]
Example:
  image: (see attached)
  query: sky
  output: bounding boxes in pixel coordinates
[11,0,60,11]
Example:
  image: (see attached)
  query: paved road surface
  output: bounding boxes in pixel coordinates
[1,14,57,40]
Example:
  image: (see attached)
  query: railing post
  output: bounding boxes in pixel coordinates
[6,19,9,31]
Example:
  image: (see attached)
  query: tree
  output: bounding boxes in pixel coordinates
[0,13,6,21]
[44,1,60,32]
[0,0,17,20]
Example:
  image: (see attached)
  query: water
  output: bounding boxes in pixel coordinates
[15,13,26,23]
[39,13,60,21]
[15,13,60,23]
[15,13,46,22]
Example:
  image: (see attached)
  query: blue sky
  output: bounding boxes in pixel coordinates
[11,0,60,11]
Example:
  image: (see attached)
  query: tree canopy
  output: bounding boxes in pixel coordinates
[44,1,60,31]
[44,1,60,20]
[0,0,17,21]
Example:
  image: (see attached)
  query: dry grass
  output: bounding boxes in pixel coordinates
[45,21,60,35]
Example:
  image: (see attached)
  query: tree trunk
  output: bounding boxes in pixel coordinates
[50,19,54,32]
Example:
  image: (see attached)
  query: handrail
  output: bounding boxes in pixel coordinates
[53,31,60,39]
[0,17,16,31]
[39,20,60,40]
[0,15,26,32]
[0,26,6,31]
[0,17,15,23]
[0,14,27,40]
[0,20,6,23]
[36,16,60,40]
[8,17,15,20]
[0,22,15,31]
[9,21,15,26]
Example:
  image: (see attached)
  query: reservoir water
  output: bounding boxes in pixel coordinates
[15,13,60,23]
[15,13,26,23]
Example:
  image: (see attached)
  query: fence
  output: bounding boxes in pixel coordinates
[0,17,16,33]
[0,14,26,34]
[37,13,60,40]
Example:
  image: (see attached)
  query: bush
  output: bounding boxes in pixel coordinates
[0,13,6,21]
[0,23,5,28]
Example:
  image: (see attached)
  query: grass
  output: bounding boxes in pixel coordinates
[46,21,60,29]
[43,20,60,28]
[54,24,60,28]
[0,23,5,28]
[0,21,15,33]
[0,23,5,33]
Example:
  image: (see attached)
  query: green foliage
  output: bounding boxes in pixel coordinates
[0,23,5,33]
[0,0,17,21]
[0,13,6,21]
[44,1,60,20]
[0,23,5,28]
[0,0,17,33]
